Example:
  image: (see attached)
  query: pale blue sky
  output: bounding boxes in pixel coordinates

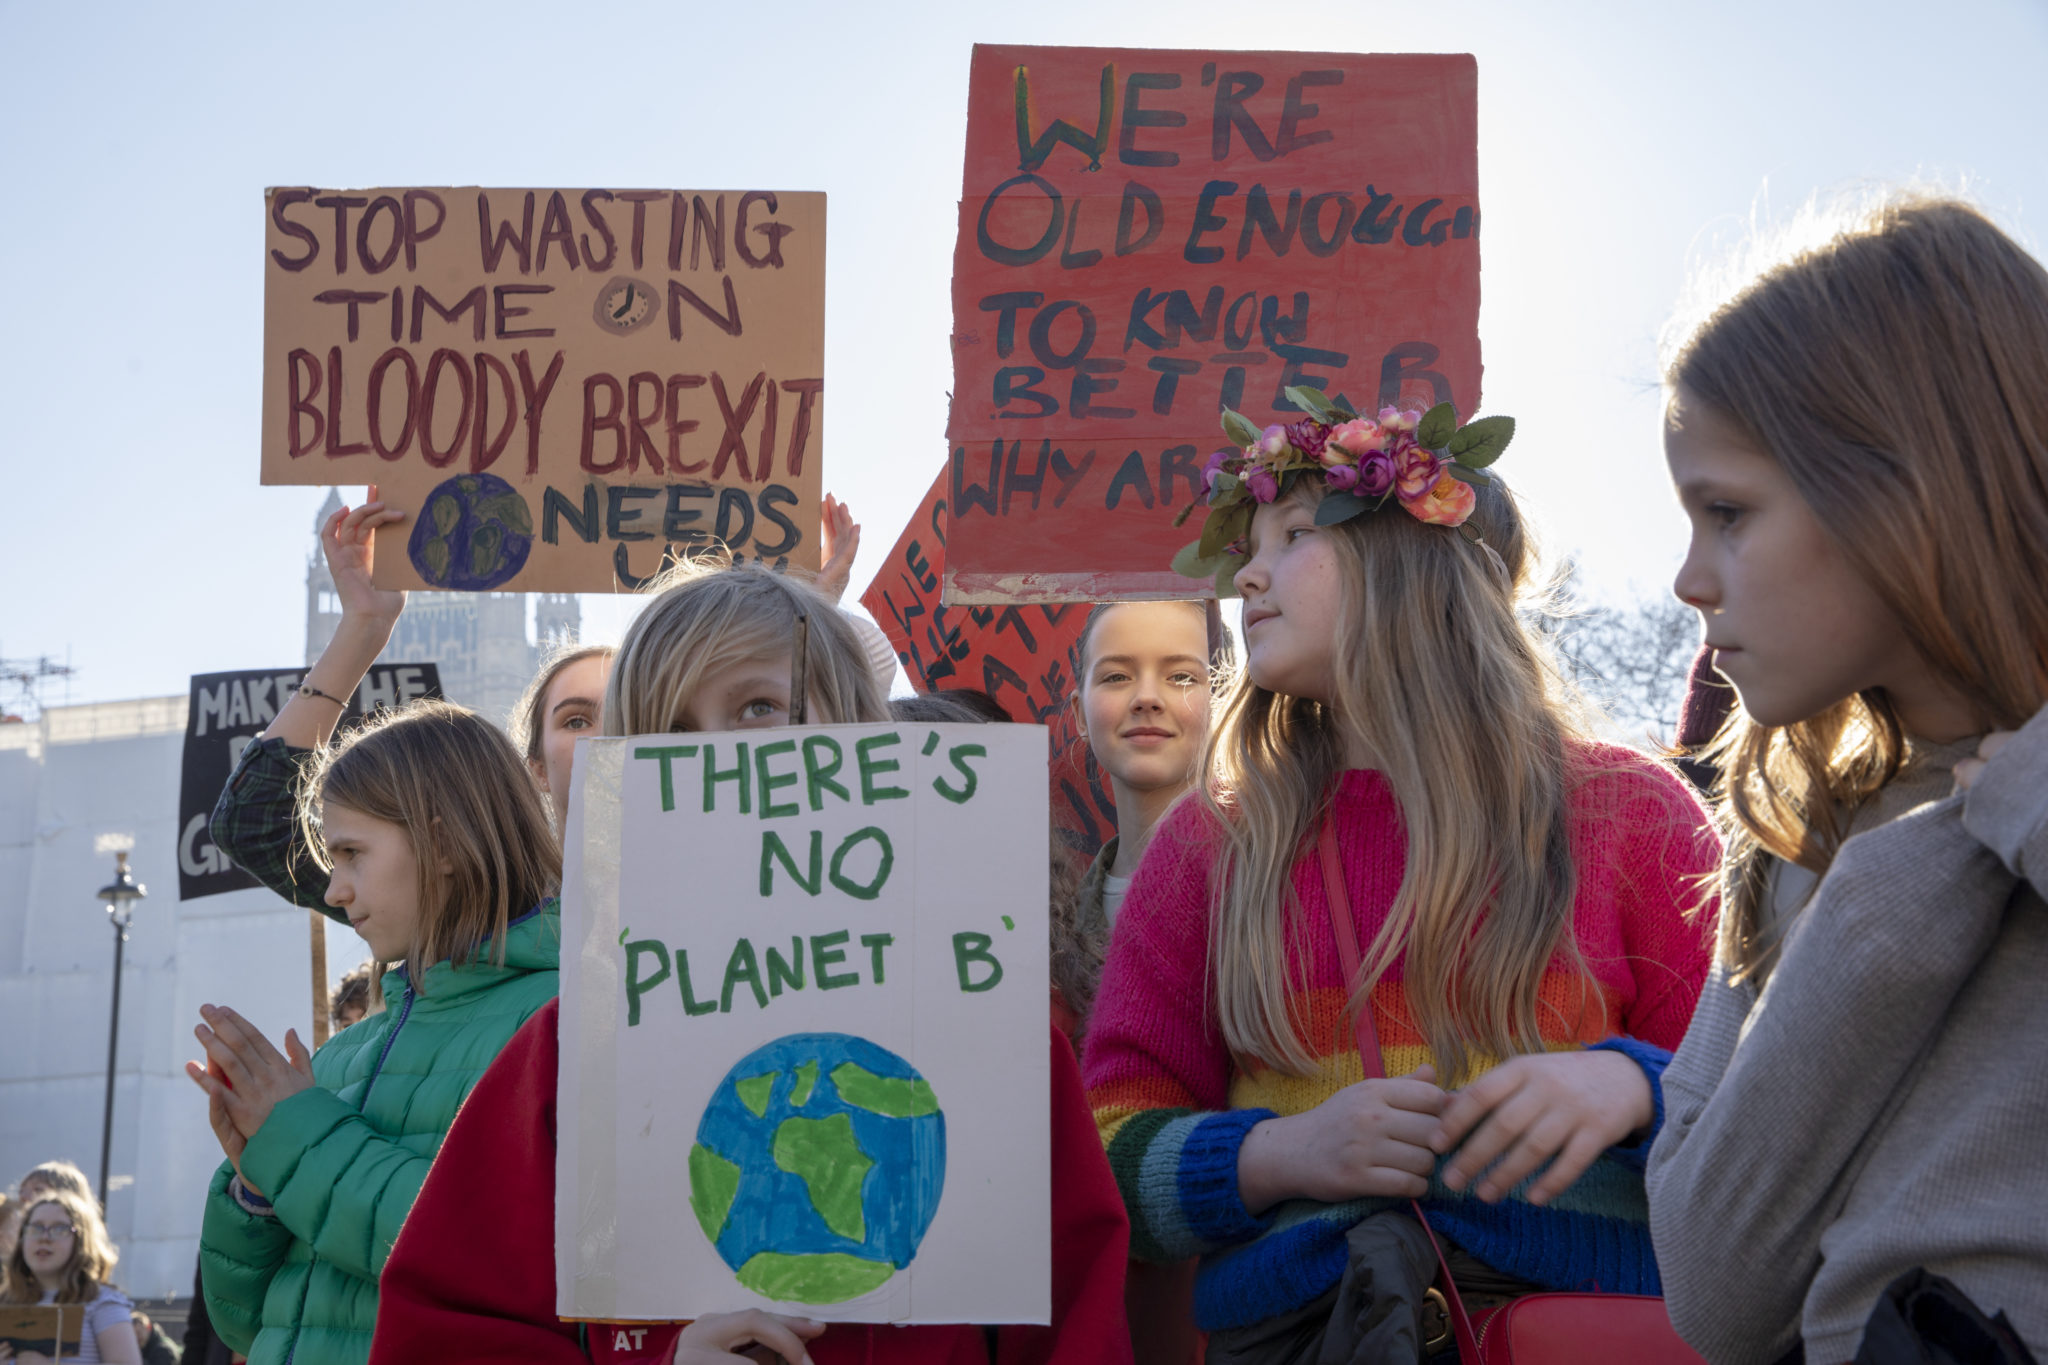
[3,0,2045,706]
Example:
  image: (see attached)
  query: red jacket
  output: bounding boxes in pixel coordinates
[370,999,1132,1364]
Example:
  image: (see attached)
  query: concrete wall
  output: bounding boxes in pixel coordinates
[0,699,371,1298]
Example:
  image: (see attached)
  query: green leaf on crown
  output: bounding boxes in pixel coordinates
[1447,416,1515,468]
[1172,539,1226,580]
[1313,492,1375,526]
[1212,470,1241,496]
[1172,501,1198,528]
[1197,502,1251,559]
[1213,558,1240,600]
[1443,463,1493,486]
[1221,409,1263,448]
[1284,386,1339,422]
[1416,402,1458,449]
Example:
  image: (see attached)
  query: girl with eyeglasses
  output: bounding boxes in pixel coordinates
[0,1187,140,1364]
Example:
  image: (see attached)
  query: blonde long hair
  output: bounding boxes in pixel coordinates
[2,1190,116,1305]
[1204,477,1592,1082]
[604,552,890,736]
[297,700,562,988]
[1669,195,2048,976]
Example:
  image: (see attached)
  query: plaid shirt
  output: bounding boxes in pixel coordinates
[209,734,343,918]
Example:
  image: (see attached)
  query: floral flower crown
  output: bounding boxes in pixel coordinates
[1169,386,1516,597]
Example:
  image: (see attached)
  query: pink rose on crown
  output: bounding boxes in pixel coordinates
[1393,442,1446,502]
[1255,425,1292,459]
[1406,471,1477,526]
[1325,418,1386,460]
[1244,465,1281,503]
[1378,406,1423,434]
[1355,450,1396,498]
[1323,463,1360,492]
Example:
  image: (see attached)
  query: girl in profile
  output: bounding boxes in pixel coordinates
[1647,195,2048,1361]
[1084,397,1720,1356]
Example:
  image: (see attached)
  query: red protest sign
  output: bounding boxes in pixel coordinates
[861,467,1118,859]
[943,47,1480,602]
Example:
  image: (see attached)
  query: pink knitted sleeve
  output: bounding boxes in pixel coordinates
[1575,749,1722,1051]
[1082,796,1234,1117]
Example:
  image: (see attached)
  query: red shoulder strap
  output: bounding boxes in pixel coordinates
[1316,819,1481,1361]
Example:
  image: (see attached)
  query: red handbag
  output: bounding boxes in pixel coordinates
[1314,823,1706,1364]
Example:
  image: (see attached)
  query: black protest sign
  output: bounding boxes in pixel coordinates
[178,664,442,900]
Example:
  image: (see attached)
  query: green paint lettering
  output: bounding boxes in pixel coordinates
[860,932,894,984]
[632,745,698,812]
[811,930,858,990]
[676,949,719,1016]
[802,735,848,811]
[702,742,752,814]
[952,931,1004,993]
[855,732,908,803]
[623,939,671,1026]
[760,829,824,896]
[721,937,768,1011]
[828,826,894,900]
[933,742,986,804]
[765,936,806,996]
[754,738,801,818]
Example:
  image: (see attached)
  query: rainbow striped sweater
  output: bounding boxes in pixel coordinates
[1082,749,1720,1331]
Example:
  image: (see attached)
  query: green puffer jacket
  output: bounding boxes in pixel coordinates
[199,905,561,1365]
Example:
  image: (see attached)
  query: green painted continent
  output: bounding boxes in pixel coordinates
[772,1112,871,1241]
[791,1058,819,1107]
[735,1250,895,1304]
[688,1143,742,1244]
[831,1062,939,1118]
[735,1071,777,1118]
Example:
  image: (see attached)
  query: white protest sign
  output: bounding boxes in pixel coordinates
[557,723,1051,1325]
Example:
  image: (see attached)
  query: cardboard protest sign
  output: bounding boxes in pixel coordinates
[261,188,825,591]
[860,467,1117,859]
[557,724,1050,1324]
[943,47,1479,601]
[0,1305,82,1358]
[178,664,441,899]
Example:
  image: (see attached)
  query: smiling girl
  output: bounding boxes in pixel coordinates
[1645,196,2048,1363]
[1070,602,1227,937]
[1083,397,1720,1356]
[0,1189,142,1365]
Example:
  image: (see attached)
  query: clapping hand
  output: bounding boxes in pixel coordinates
[184,1005,315,1193]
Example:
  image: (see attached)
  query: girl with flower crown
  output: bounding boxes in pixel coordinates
[1645,196,2048,1363]
[1082,390,1722,1359]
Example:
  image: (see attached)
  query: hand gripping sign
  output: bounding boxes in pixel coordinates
[557,724,1051,1325]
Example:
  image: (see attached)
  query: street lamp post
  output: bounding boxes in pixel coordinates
[95,851,146,1210]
